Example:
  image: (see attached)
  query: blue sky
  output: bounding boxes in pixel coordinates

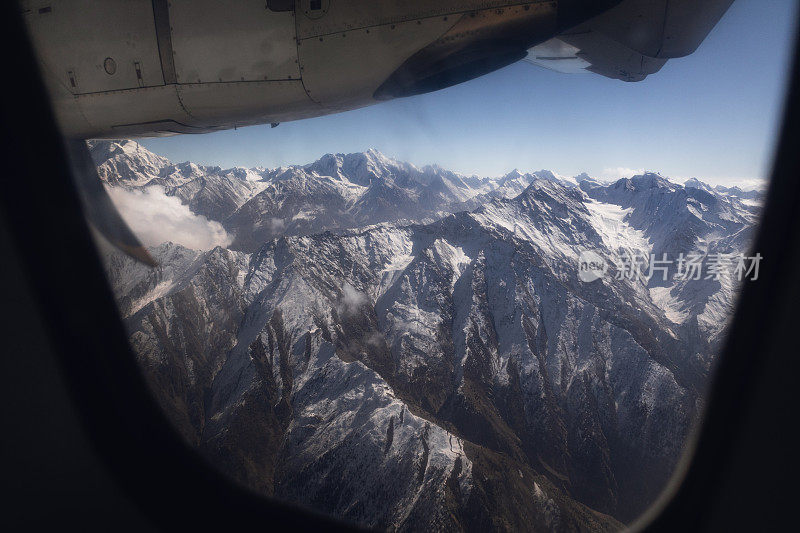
[141,0,797,186]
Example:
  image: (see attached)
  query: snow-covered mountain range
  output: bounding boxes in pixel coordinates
[95,140,762,530]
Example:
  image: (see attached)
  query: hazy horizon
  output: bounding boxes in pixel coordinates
[122,139,768,191]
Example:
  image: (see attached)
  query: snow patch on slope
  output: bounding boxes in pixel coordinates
[584,199,650,255]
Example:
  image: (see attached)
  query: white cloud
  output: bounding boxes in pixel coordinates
[339,282,368,315]
[364,331,384,347]
[601,167,646,180]
[671,176,768,191]
[107,185,231,250]
[728,178,768,191]
[268,217,286,231]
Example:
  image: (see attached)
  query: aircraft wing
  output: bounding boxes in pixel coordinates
[525,0,734,82]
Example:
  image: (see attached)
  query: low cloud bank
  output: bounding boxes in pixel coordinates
[107,186,231,250]
[339,282,368,315]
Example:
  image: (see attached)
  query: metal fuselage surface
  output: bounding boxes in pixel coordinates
[21,0,619,138]
[22,0,733,139]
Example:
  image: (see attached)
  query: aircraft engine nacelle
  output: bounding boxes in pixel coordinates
[21,0,619,138]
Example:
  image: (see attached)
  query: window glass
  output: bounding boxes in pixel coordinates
[39,0,795,529]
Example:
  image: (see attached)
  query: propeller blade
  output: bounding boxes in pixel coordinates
[65,139,157,267]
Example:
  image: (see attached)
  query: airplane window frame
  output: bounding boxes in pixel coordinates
[1,1,798,530]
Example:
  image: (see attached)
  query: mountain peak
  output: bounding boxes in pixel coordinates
[364,147,390,160]
[517,174,575,201]
[613,171,674,191]
[305,153,346,181]
[683,177,713,192]
[89,139,166,165]
[532,169,557,181]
